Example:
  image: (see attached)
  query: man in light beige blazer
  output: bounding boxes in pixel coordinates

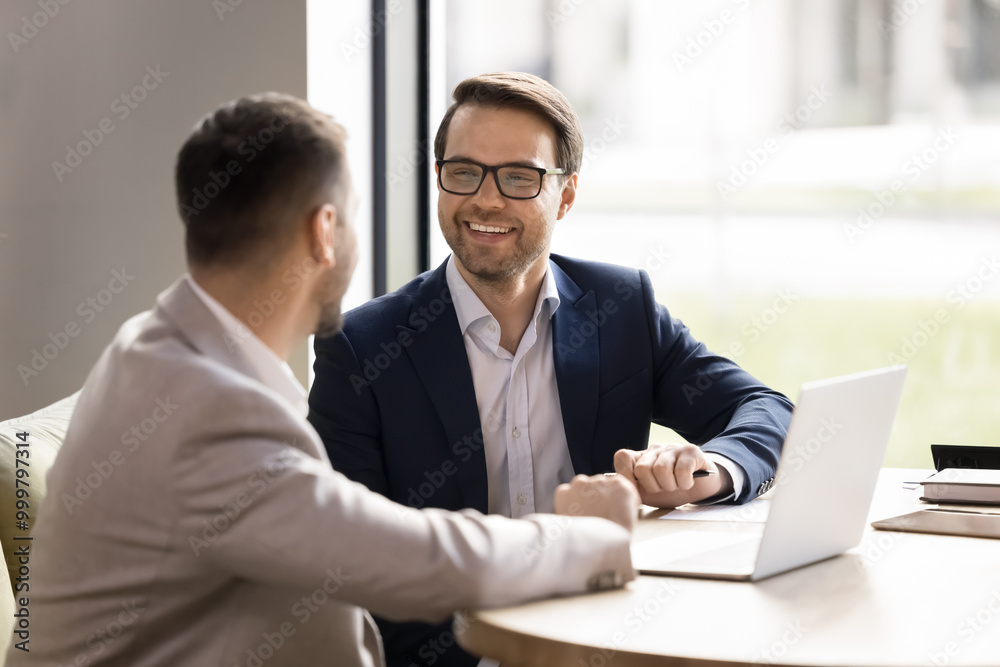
[9,94,637,667]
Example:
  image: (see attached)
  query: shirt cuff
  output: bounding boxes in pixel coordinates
[698,453,745,504]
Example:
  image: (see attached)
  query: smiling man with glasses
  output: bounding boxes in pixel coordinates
[308,71,794,667]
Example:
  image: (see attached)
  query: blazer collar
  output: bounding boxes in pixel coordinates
[154,276,261,384]
[400,260,490,513]
[549,259,600,475]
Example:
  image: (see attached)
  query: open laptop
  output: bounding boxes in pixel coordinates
[631,365,907,581]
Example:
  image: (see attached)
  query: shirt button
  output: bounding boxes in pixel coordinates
[512,427,521,438]
[517,494,527,505]
[488,323,497,333]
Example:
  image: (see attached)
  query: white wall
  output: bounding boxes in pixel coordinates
[0,0,308,420]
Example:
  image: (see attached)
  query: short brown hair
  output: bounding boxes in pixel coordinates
[176,93,349,269]
[433,72,584,175]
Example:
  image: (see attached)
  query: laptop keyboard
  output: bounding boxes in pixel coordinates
[665,535,761,569]
[632,530,762,571]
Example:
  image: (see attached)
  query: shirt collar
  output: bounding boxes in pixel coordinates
[185,275,308,418]
[445,255,561,338]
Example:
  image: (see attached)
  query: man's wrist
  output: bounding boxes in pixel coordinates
[698,453,744,504]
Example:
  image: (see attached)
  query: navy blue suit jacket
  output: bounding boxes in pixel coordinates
[308,254,793,667]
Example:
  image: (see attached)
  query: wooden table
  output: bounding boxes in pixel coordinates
[456,468,1000,666]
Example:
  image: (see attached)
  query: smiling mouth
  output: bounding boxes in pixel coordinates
[466,221,513,235]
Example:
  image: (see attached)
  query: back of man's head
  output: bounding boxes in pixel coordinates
[176,93,349,272]
[434,72,584,175]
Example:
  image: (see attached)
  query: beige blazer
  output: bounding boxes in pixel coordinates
[7,278,632,667]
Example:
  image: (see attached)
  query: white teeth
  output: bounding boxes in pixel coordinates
[468,222,512,234]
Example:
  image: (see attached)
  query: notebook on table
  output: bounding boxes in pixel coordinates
[919,468,1000,504]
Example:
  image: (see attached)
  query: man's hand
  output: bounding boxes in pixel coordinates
[554,474,640,533]
[613,443,734,509]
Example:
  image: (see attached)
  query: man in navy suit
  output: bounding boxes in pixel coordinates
[309,72,794,667]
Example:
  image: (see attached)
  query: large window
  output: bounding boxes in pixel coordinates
[435,0,1000,467]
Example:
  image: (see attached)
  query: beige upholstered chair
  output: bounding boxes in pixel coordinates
[0,392,80,656]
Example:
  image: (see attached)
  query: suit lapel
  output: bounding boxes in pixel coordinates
[550,260,600,475]
[401,262,489,513]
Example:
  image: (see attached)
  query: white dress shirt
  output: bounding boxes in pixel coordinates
[447,257,576,518]
[446,258,745,513]
[186,275,308,418]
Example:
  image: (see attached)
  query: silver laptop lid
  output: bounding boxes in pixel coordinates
[752,365,907,580]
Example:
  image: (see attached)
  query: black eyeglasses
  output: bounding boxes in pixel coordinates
[436,160,565,200]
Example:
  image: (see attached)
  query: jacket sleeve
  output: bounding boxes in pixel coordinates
[639,269,794,503]
[308,330,389,496]
[172,389,634,623]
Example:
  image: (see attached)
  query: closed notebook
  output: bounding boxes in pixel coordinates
[920,468,1000,504]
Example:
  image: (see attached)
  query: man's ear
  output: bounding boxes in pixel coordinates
[310,204,338,266]
[556,173,578,220]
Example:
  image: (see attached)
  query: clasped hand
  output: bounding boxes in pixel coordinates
[612,443,734,508]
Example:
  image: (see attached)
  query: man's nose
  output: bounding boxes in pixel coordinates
[471,171,506,208]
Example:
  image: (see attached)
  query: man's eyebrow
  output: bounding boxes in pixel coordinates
[500,161,545,169]
[442,156,545,169]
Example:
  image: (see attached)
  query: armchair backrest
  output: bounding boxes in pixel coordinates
[0,390,81,656]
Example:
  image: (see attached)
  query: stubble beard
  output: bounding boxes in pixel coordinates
[441,208,548,288]
[313,266,345,339]
[314,302,343,339]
